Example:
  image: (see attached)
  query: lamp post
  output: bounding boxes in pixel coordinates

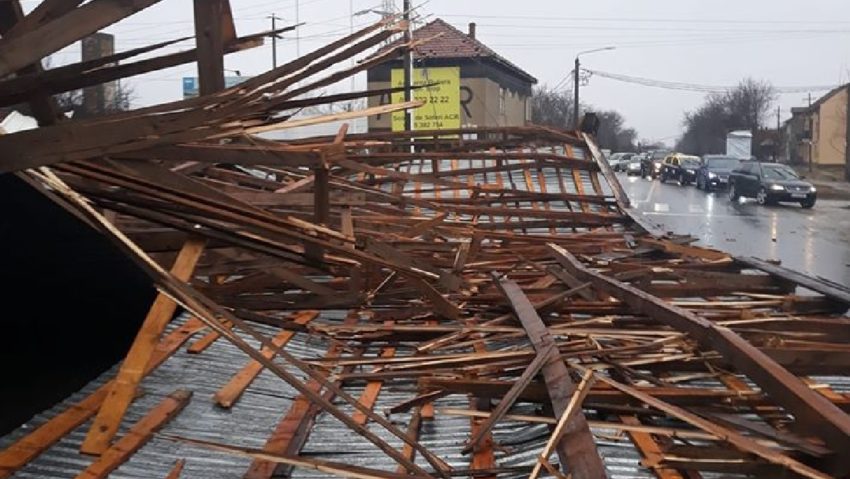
[573,46,615,129]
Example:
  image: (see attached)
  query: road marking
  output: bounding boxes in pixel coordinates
[689,204,705,213]
[642,211,746,219]
[637,180,658,204]
[653,203,669,212]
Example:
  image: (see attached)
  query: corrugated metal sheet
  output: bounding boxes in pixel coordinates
[1,311,676,478]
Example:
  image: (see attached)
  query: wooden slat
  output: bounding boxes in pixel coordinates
[75,390,192,479]
[81,238,205,455]
[0,0,166,77]
[164,459,185,479]
[496,277,607,478]
[243,314,356,479]
[352,344,397,425]
[214,311,318,408]
[0,319,204,479]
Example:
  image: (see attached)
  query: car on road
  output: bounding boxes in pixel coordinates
[659,153,701,186]
[641,150,670,179]
[728,161,817,208]
[624,157,643,176]
[607,152,632,171]
[695,155,741,191]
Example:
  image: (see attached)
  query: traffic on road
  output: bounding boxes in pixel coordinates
[610,151,850,286]
[608,150,818,208]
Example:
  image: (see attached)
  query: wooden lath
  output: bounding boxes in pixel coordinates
[4,2,850,477]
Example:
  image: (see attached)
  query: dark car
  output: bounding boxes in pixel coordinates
[695,155,741,191]
[728,161,817,208]
[659,154,701,186]
[640,150,669,179]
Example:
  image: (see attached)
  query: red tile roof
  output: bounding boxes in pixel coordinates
[379,18,537,84]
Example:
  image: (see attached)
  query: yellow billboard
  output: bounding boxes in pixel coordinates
[391,67,461,132]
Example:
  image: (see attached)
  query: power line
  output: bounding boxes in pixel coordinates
[435,13,850,25]
[583,68,840,94]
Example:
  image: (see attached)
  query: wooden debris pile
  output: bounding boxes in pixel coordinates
[3,1,850,478]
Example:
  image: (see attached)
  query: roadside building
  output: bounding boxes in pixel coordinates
[783,84,849,176]
[366,19,538,133]
[782,107,812,165]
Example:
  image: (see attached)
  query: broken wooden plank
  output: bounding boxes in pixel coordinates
[81,237,205,455]
[213,311,318,408]
[0,319,204,479]
[495,276,606,478]
[76,390,192,479]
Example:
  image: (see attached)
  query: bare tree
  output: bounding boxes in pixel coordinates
[530,86,637,151]
[530,85,576,129]
[724,78,777,132]
[677,78,777,155]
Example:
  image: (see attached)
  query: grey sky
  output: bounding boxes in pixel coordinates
[28,0,850,144]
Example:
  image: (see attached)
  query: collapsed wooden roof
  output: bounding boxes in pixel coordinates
[3,2,850,479]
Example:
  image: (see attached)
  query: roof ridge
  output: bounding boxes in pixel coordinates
[376,17,537,84]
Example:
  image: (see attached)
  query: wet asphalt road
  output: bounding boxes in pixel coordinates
[617,172,850,286]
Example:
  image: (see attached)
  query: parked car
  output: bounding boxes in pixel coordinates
[695,155,741,191]
[641,150,670,179]
[625,157,643,176]
[728,161,817,208]
[659,154,701,186]
[609,152,634,171]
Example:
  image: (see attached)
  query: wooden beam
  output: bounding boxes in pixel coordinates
[0,319,204,479]
[582,133,629,209]
[214,311,318,408]
[583,368,831,479]
[462,345,550,454]
[193,0,227,95]
[352,345,396,425]
[736,256,850,308]
[495,276,607,478]
[0,0,62,125]
[80,238,205,455]
[548,242,850,458]
[0,0,166,77]
[529,370,596,479]
[75,390,192,479]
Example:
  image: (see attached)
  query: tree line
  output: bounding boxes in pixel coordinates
[530,86,643,152]
[676,78,777,156]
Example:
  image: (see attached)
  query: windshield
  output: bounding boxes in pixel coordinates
[762,165,799,181]
[706,158,740,169]
[681,158,701,168]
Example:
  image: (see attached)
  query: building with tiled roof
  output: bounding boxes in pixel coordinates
[367,18,538,132]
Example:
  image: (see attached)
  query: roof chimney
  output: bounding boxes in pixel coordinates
[468,22,476,39]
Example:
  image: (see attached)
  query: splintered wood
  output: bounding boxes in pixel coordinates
[4,1,850,478]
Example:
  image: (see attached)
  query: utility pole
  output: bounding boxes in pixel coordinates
[573,57,580,129]
[808,93,814,173]
[573,46,615,131]
[295,0,300,57]
[775,106,780,162]
[349,0,355,94]
[268,13,282,69]
[403,0,413,133]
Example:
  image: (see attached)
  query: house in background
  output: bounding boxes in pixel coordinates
[783,84,849,176]
[782,107,812,165]
[367,19,538,133]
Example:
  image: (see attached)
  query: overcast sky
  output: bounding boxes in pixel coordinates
[27,0,850,144]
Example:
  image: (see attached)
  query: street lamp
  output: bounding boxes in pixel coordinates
[574,46,615,129]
